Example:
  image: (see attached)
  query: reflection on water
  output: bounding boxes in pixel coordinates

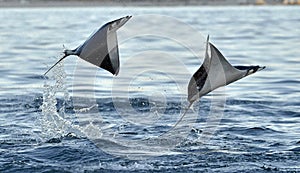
[0,6,300,172]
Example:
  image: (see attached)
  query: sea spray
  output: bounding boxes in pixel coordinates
[38,59,103,141]
[39,60,72,140]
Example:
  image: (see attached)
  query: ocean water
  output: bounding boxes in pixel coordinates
[1,6,300,172]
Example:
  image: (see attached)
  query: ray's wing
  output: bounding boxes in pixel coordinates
[209,43,246,85]
[76,16,131,75]
[210,43,265,85]
[187,35,211,103]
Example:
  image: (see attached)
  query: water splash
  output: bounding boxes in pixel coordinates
[38,59,72,140]
[38,58,103,141]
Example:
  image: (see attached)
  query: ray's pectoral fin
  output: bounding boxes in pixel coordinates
[103,27,120,75]
[187,35,211,103]
[99,45,119,76]
[180,36,215,132]
[76,16,131,76]
[234,65,266,76]
[101,16,131,75]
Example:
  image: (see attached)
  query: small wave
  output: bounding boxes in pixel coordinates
[0,95,43,114]
[226,98,273,106]
[289,147,300,152]
[45,133,81,144]
[45,138,61,144]
[276,110,300,117]
[270,79,300,84]
[223,126,281,136]
[268,142,284,147]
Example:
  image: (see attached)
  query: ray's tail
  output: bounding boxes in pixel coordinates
[159,102,194,137]
[44,54,68,76]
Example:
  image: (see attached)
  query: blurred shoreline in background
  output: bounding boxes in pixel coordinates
[1,0,300,8]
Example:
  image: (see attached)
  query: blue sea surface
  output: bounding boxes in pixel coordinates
[0,6,300,172]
